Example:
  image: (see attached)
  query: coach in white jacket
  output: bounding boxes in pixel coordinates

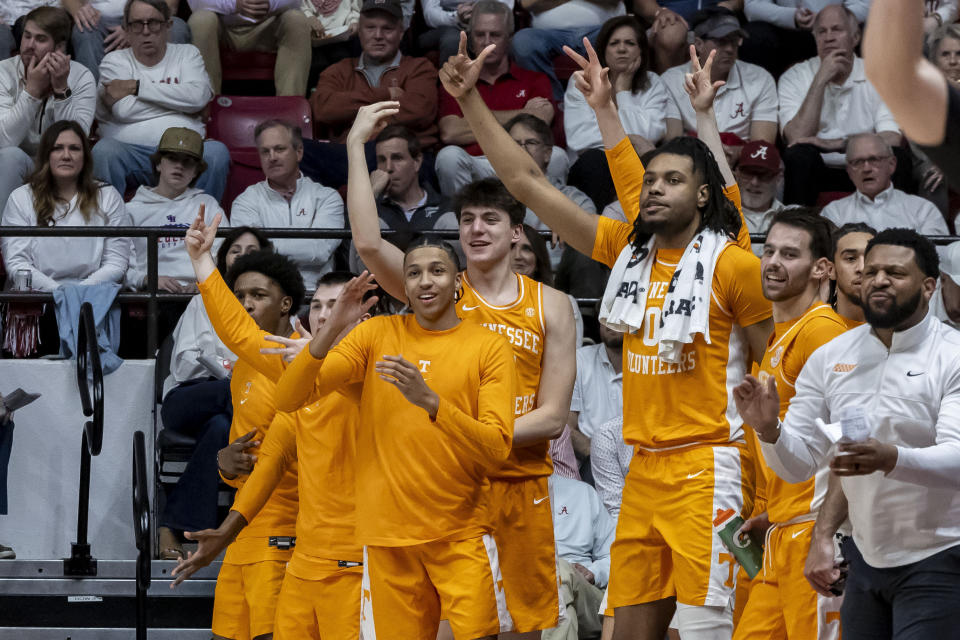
[0,7,96,209]
[91,0,229,201]
[230,119,344,291]
[734,227,960,638]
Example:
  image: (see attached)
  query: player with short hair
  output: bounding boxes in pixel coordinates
[347,101,576,637]
[275,236,519,640]
[171,256,376,639]
[732,208,848,640]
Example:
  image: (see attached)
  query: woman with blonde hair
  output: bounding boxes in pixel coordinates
[2,119,130,292]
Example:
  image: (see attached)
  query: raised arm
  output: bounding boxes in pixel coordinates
[346,102,407,301]
[863,0,949,146]
[562,39,628,150]
[513,286,576,445]
[684,45,736,187]
[184,209,286,381]
[440,32,599,257]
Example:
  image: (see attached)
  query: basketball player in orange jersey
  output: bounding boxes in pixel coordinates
[828,223,877,330]
[347,101,576,639]
[730,209,848,640]
[165,210,305,640]
[274,237,518,639]
[440,34,774,640]
[171,212,370,639]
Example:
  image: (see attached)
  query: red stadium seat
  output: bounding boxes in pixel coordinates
[206,95,314,212]
[220,49,277,84]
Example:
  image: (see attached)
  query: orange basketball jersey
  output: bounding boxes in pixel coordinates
[458,272,551,478]
[757,303,847,523]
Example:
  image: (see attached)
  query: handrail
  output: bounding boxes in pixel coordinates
[76,302,104,456]
[1,225,956,356]
[132,430,150,640]
[63,302,105,577]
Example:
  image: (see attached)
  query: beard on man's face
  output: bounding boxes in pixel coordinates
[862,289,922,329]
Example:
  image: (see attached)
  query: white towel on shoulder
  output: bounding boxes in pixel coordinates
[598,230,729,363]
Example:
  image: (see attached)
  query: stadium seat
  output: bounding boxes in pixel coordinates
[206,95,314,212]
[220,49,277,85]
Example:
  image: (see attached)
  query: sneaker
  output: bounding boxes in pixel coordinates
[0,544,15,559]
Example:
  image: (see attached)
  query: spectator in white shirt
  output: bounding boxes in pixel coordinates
[125,127,227,292]
[230,119,345,290]
[778,4,909,206]
[735,139,784,241]
[1,120,130,291]
[187,0,312,96]
[65,0,191,80]
[568,317,622,482]
[739,0,868,76]
[930,239,960,330]
[1,1,59,60]
[91,0,230,201]
[544,474,616,640]
[590,416,631,518]
[821,133,949,236]
[735,228,960,639]
[564,15,671,211]
[0,7,97,211]
[661,7,779,144]
[510,0,625,100]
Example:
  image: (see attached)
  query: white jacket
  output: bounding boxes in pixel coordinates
[549,474,616,588]
[0,56,97,155]
[96,44,213,146]
[744,0,871,28]
[230,174,344,290]
[125,186,227,289]
[762,315,960,568]
[563,71,670,153]
[163,294,236,398]
[1,183,131,291]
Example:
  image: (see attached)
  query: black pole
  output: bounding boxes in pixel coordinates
[76,429,91,546]
[147,230,159,356]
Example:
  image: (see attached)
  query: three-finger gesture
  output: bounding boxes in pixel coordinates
[262,318,313,362]
[684,45,725,113]
[308,272,380,357]
[563,37,613,111]
[376,355,440,417]
[439,31,496,99]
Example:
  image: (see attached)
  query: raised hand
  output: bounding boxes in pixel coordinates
[217,429,260,478]
[308,272,379,358]
[24,54,52,99]
[732,374,780,440]
[684,45,725,113]
[375,355,440,417]
[563,37,613,111]
[347,102,400,146]
[262,318,313,362]
[438,31,496,99]
[184,206,220,261]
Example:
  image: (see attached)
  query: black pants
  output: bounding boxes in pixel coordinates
[842,537,960,639]
[568,149,618,212]
[782,143,915,206]
[159,377,233,532]
[739,22,816,79]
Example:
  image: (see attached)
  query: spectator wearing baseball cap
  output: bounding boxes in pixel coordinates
[125,127,227,293]
[660,7,779,143]
[930,240,960,330]
[734,139,784,240]
[304,0,438,188]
